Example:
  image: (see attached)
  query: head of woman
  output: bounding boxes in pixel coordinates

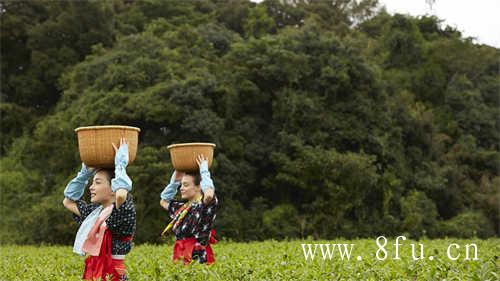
[89,168,115,205]
[180,172,202,201]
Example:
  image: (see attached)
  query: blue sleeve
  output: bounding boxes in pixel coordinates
[111,166,132,192]
[160,172,180,201]
[64,164,95,201]
[111,144,132,192]
[199,161,215,192]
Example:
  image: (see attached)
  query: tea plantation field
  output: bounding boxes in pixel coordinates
[1,239,498,280]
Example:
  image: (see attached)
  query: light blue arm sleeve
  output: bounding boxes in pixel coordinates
[199,161,215,192]
[111,144,132,192]
[112,166,132,192]
[64,163,95,201]
[160,172,180,201]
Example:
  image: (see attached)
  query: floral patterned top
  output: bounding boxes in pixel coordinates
[167,196,218,246]
[73,195,136,255]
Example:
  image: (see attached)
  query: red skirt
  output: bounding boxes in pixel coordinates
[172,229,217,265]
[84,257,126,281]
[83,229,132,281]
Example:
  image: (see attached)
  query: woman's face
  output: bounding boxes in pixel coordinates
[180,174,201,200]
[89,170,114,205]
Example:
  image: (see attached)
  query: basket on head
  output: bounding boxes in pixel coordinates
[75,125,141,168]
[167,142,216,172]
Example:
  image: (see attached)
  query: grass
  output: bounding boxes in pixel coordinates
[1,238,499,280]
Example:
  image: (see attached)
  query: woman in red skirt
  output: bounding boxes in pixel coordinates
[160,154,218,264]
[63,138,136,280]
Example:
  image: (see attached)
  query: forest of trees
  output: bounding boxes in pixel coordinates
[1,0,498,245]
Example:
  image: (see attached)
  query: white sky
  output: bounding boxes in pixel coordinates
[380,0,500,47]
[252,0,500,48]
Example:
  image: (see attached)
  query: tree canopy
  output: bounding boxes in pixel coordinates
[1,0,498,244]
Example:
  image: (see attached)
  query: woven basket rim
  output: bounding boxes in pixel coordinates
[167,142,216,149]
[75,125,141,133]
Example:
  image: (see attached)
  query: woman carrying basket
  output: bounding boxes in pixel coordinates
[63,138,136,280]
[160,154,218,265]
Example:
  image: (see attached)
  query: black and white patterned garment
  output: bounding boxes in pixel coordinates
[73,194,136,255]
[168,195,218,263]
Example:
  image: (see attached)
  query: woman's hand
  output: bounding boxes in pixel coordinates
[195,154,208,167]
[160,199,169,210]
[112,137,129,151]
[196,154,214,205]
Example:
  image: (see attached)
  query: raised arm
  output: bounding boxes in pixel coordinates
[111,138,133,209]
[160,170,183,210]
[62,163,95,216]
[196,154,215,205]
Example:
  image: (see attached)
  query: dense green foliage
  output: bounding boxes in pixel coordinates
[1,0,498,245]
[1,239,499,280]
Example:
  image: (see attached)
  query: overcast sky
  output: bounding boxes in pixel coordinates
[380,0,500,47]
[251,0,500,48]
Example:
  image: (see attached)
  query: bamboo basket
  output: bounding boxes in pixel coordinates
[75,125,141,168]
[167,142,216,172]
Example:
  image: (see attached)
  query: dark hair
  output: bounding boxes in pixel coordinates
[184,171,201,186]
[95,168,115,183]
